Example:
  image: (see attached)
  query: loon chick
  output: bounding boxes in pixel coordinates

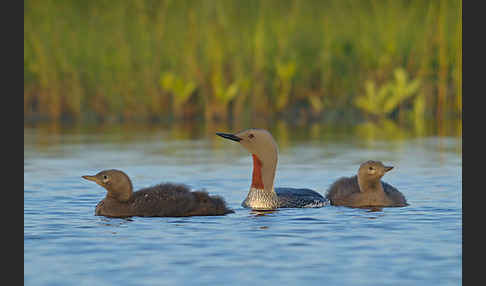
[82,169,234,218]
[216,128,328,210]
[325,160,408,208]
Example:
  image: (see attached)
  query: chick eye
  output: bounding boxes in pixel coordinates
[103,175,108,180]
[368,167,374,171]
[248,134,254,139]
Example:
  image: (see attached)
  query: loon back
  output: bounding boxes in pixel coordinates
[129,184,235,217]
[93,182,234,217]
[275,187,329,208]
[382,182,408,206]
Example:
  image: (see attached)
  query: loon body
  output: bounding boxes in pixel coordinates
[275,187,327,208]
[82,169,234,218]
[325,160,408,208]
[216,129,328,210]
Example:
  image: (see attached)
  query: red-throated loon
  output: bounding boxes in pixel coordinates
[216,128,328,211]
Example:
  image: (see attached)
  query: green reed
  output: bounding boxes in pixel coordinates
[24,0,462,125]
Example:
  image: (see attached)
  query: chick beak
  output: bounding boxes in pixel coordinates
[216,132,242,142]
[82,175,100,183]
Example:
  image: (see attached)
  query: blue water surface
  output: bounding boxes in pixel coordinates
[24,124,462,285]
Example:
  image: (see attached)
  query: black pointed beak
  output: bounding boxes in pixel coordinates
[384,166,394,172]
[216,132,242,142]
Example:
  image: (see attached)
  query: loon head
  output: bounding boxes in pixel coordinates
[216,128,278,191]
[357,160,393,192]
[82,169,134,202]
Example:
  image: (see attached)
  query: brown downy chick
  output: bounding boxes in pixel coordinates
[82,169,234,218]
[325,160,408,208]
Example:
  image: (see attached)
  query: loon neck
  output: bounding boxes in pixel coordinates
[245,154,278,210]
[251,154,275,191]
[244,187,279,210]
[251,154,264,189]
[357,176,384,193]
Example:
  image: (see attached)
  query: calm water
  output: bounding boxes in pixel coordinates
[24,123,462,286]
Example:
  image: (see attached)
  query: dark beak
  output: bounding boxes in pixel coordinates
[216,132,242,142]
[384,166,394,172]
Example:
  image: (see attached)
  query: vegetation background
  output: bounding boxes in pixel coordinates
[24,0,461,134]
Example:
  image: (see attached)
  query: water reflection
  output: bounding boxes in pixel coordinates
[365,207,384,213]
[250,210,278,216]
[355,119,411,142]
[24,118,462,154]
[98,217,134,226]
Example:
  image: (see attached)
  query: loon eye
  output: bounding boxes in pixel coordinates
[248,134,255,139]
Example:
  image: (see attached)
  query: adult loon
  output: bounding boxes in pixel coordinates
[325,160,408,208]
[216,128,328,211]
[82,169,234,217]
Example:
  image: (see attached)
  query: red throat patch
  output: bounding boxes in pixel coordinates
[251,154,264,189]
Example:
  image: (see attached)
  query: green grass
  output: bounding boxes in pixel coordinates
[24,0,462,125]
